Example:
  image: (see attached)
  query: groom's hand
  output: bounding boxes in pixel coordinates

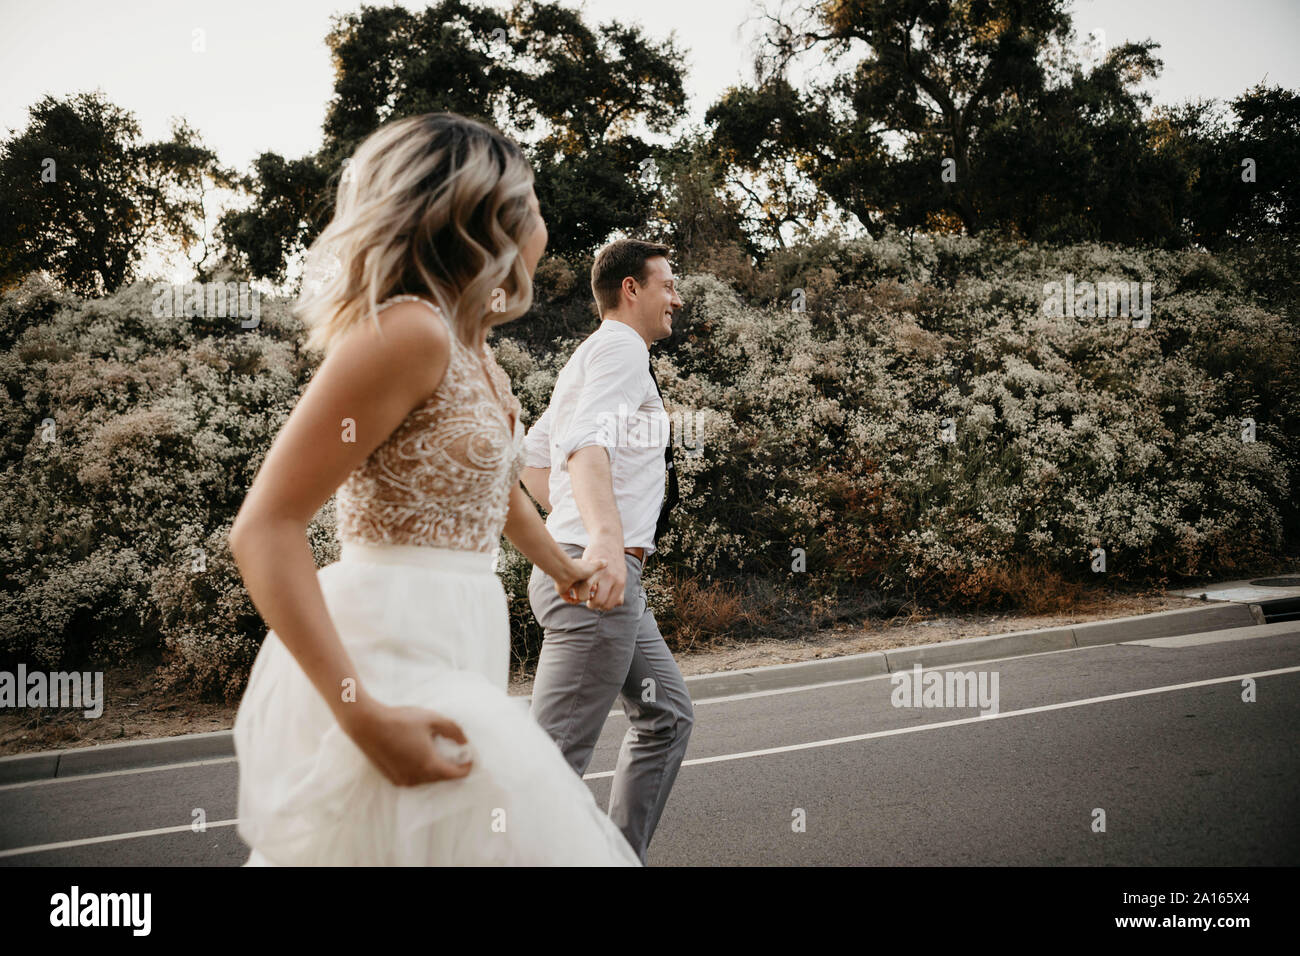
[582,534,627,611]
[566,446,626,611]
[553,555,606,605]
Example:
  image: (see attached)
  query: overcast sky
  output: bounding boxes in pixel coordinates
[2,0,1294,281]
[3,0,1297,171]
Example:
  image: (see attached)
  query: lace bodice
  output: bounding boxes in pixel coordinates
[335,296,525,553]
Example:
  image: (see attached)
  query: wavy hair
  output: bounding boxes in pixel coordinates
[296,112,537,354]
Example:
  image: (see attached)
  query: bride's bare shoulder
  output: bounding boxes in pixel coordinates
[327,298,453,404]
[370,297,452,347]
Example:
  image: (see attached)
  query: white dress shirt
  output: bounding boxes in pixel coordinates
[523,319,669,555]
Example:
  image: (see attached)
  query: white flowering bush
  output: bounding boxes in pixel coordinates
[0,275,332,699]
[1,229,1294,701]
[618,232,1297,612]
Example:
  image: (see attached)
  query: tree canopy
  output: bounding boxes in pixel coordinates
[1,0,1294,294]
[0,92,227,295]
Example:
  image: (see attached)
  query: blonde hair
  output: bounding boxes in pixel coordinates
[296,112,537,353]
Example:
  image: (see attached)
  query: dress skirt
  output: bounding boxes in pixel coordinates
[233,541,641,866]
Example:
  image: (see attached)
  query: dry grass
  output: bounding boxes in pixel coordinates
[653,572,756,654]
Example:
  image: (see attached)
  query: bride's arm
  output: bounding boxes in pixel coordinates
[520,404,553,511]
[520,466,551,511]
[502,482,600,600]
[228,303,468,783]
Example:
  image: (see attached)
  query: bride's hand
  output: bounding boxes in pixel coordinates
[341,700,474,787]
[554,556,606,605]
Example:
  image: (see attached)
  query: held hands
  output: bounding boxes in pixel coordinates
[553,555,607,605]
[578,536,627,611]
[341,698,474,787]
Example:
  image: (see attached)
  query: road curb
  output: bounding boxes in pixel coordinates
[0,601,1266,786]
[1069,603,1254,646]
[0,729,236,786]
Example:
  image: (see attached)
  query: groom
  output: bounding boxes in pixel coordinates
[520,238,694,863]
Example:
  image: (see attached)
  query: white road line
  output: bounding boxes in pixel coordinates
[3,664,1296,856]
[0,678,882,791]
[10,634,1294,792]
[676,674,890,707]
[600,676,879,717]
[581,665,1300,779]
[0,819,240,859]
[0,756,237,793]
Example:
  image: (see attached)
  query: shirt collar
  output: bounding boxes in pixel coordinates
[599,318,648,352]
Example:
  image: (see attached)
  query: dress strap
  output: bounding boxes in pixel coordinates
[377,295,466,349]
[377,294,514,429]
[378,294,444,319]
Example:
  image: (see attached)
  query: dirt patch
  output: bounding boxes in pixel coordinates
[0,589,1209,756]
[0,663,233,757]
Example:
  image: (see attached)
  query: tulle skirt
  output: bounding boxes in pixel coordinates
[233,541,641,866]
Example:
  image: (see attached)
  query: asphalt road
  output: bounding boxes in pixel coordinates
[2,625,1297,866]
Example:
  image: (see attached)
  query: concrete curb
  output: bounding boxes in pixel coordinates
[0,601,1268,786]
[0,729,236,786]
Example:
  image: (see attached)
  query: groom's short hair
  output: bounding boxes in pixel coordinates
[591,239,671,317]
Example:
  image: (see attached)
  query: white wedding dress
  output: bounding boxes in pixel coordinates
[233,296,641,866]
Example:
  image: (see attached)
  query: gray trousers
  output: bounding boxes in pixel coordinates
[528,544,694,863]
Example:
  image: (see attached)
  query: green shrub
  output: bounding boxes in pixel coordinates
[1,230,1295,702]
[0,276,322,689]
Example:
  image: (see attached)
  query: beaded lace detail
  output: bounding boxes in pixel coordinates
[335,296,525,553]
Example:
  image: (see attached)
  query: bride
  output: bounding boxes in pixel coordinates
[228,112,641,866]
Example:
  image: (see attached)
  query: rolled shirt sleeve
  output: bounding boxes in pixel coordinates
[554,334,649,474]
